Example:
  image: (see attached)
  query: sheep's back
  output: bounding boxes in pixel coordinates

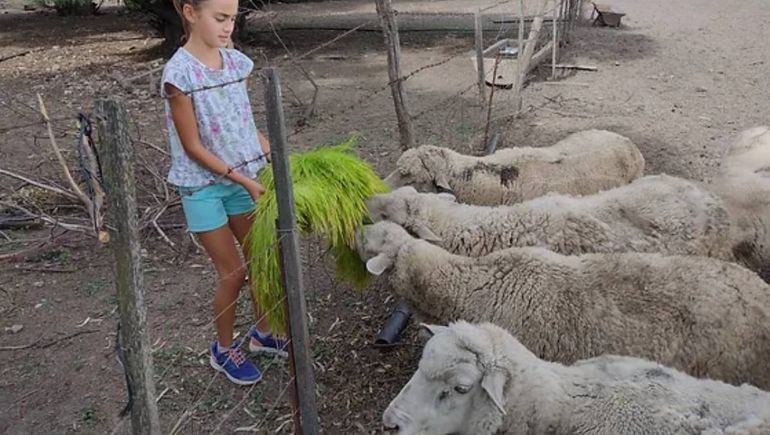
[421,174,732,259]
[449,130,644,205]
[576,252,770,388]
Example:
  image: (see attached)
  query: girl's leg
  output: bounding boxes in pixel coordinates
[227,212,271,332]
[196,225,247,348]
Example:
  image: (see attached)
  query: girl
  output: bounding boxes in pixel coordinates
[162,0,287,385]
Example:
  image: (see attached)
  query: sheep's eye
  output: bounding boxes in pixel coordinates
[454,385,471,394]
[438,390,450,401]
[379,212,388,220]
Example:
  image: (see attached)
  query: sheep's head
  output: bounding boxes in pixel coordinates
[366,187,455,243]
[355,221,416,275]
[383,321,509,435]
[720,127,770,177]
[384,146,454,193]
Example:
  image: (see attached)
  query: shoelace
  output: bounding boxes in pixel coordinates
[225,347,247,366]
[262,335,288,350]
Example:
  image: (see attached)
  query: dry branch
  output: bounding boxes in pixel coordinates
[36,94,105,240]
[0,329,99,351]
[37,94,91,209]
[0,201,92,234]
[0,168,78,202]
[0,49,36,64]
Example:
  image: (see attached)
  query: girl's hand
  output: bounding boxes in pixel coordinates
[242,178,266,202]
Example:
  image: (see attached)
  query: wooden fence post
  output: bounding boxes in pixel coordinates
[552,0,559,78]
[474,11,487,106]
[375,0,414,150]
[95,98,160,435]
[262,67,320,435]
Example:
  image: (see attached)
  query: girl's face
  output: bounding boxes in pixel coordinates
[183,0,239,48]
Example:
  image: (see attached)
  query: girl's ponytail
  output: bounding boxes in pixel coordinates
[173,0,192,44]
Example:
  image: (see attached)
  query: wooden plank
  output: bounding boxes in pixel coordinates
[512,0,549,110]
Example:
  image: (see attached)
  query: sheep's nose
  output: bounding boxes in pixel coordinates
[382,412,400,432]
[382,422,399,433]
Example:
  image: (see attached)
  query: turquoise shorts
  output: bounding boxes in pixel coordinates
[178,182,256,233]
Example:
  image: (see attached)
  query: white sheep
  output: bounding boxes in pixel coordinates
[707,126,770,281]
[383,321,770,435]
[356,221,770,389]
[367,175,732,259]
[383,129,645,206]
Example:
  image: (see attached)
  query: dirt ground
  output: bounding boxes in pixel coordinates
[1,0,769,434]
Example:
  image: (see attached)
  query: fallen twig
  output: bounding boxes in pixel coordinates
[0,49,33,64]
[12,265,78,274]
[545,63,598,71]
[0,201,92,234]
[189,233,203,251]
[37,94,92,211]
[137,139,169,156]
[155,387,171,403]
[0,168,79,202]
[0,329,99,351]
[541,81,590,86]
[0,215,43,230]
[152,206,175,247]
[0,239,53,261]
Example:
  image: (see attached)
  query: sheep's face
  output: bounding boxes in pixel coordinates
[367,187,454,243]
[383,324,506,435]
[367,187,418,224]
[385,146,453,193]
[355,221,414,275]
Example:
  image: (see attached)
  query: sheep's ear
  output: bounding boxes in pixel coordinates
[436,192,456,202]
[419,323,450,337]
[481,369,507,416]
[414,223,442,243]
[366,253,393,276]
[433,174,452,193]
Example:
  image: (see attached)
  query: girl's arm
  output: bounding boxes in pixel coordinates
[166,83,265,199]
[258,129,271,162]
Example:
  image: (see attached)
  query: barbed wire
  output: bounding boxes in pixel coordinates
[9,2,581,432]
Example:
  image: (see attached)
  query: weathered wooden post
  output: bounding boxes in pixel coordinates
[474,10,487,106]
[95,98,160,435]
[375,0,414,150]
[552,0,559,78]
[262,67,320,435]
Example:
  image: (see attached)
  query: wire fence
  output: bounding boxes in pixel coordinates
[0,0,584,433]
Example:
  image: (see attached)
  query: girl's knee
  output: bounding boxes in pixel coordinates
[218,267,247,288]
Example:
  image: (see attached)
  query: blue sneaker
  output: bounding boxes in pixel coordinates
[248,326,289,357]
[209,341,262,385]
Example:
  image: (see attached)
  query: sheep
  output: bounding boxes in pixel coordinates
[382,321,770,435]
[356,221,770,389]
[706,126,770,281]
[383,129,645,206]
[367,175,732,259]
